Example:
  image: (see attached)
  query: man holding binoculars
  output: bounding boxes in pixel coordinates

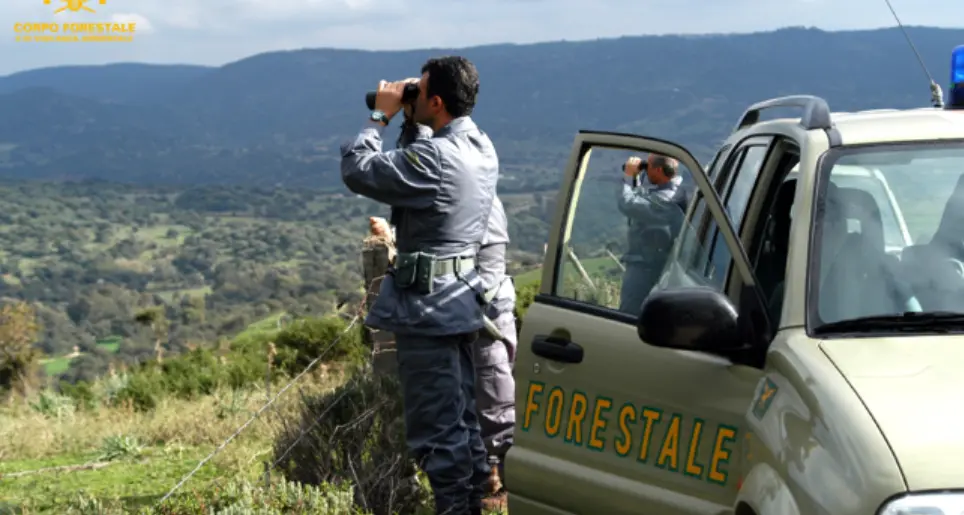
[340,56,499,515]
[617,155,688,315]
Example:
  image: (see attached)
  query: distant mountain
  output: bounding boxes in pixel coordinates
[0,63,212,105]
[0,26,961,191]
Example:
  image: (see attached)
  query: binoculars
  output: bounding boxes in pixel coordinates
[623,161,649,173]
[365,83,420,110]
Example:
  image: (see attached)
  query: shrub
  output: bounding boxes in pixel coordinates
[272,316,366,376]
[514,279,540,335]
[110,346,269,412]
[46,314,361,414]
[113,370,160,411]
[273,371,427,515]
[157,349,223,398]
[28,389,76,419]
[59,380,98,411]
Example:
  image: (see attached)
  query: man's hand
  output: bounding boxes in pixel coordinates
[369,216,392,238]
[374,78,419,120]
[624,156,644,177]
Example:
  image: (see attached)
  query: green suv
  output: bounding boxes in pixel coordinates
[508,91,964,514]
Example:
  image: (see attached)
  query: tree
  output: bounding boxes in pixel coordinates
[134,307,170,364]
[0,302,42,396]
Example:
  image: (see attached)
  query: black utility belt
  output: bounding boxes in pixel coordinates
[392,252,476,294]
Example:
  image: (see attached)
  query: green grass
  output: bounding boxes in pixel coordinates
[0,363,359,513]
[42,357,72,376]
[0,446,235,513]
[96,337,122,354]
[40,337,122,376]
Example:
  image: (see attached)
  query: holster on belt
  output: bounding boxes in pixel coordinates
[479,277,511,343]
[482,314,507,343]
[392,251,437,295]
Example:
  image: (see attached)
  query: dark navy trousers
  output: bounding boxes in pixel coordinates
[396,332,490,514]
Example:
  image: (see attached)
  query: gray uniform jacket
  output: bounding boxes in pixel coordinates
[341,117,499,337]
[397,121,515,319]
[479,196,515,318]
[617,174,687,264]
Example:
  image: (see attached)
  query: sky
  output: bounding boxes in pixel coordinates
[1,0,963,76]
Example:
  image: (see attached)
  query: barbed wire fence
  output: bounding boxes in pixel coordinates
[151,236,423,514]
[154,309,363,505]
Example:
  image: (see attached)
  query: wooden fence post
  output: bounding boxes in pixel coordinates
[361,235,397,376]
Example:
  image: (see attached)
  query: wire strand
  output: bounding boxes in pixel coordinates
[155,315,360,505]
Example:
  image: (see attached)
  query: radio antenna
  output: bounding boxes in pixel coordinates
[883,0,944,107]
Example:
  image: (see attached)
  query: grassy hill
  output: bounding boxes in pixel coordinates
[0,312,359,514]
[0,300,513,514]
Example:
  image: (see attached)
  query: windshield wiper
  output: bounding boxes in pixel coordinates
[814,311,964,334]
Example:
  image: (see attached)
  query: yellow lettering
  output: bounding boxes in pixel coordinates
[656,414,682,471]
[522,382,544,431]
[564,392,588,445]
[684,419,705,479]
[708,425,737,485]
[636,407,662,463]
[544,387,565,437]
[614,403,636,457]
[588,397,613,451]
[14,23,58,32]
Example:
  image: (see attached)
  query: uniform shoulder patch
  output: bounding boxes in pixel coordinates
[751,376,779,420]
[402,149,423,168]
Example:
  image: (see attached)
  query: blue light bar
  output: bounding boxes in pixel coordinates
[949,45,964,108]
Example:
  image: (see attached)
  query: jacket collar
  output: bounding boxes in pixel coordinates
[434,116,476,137]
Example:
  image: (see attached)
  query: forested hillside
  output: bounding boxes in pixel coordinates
[1,27,962,192]
[0,181,551,383]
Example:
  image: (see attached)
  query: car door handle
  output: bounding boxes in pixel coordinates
[531,335,584,364]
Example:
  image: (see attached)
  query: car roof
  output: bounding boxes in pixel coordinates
[751,107,964,145]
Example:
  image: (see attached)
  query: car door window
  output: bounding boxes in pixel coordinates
[552,145,695,316]
[687,144,731,230]
[747,144,801,326]
[701,144,769,288]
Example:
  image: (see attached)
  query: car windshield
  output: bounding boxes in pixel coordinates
[812,140,964,331]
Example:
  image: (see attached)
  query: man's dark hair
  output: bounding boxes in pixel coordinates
[421,56,479,118]
[651,155,678,178]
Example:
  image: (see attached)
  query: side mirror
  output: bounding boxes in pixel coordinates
[637,287,745,354]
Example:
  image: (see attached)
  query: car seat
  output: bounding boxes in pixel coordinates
[901,173,964,311]
[818,184,919,324]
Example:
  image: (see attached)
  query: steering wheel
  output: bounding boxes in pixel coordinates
[947,257,964,277]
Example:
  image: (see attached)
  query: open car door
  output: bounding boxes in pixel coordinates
[508,131,767,515]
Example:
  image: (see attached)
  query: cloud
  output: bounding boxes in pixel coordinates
[233,0,386,20]
[110,13,154,33]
